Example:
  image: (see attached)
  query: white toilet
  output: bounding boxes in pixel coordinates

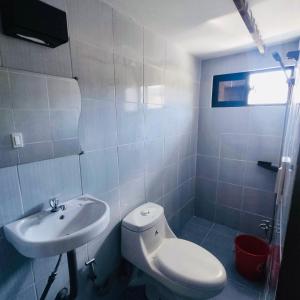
[121,202,227,300]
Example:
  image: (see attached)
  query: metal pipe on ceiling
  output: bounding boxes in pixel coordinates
[233,0,265,54]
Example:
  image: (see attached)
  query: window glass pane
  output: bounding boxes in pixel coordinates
[218,79,247,102]
[248,69,290,105]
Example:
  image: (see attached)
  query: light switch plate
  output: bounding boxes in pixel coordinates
[11,132,24,148]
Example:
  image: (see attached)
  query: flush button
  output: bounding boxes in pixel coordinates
[141,209,150,216]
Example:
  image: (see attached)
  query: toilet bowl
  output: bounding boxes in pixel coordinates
[121,202,227,300]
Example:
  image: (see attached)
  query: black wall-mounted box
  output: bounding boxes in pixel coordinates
[0,0,68,48]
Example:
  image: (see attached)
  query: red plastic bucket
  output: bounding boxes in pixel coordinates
[235,234,270,281]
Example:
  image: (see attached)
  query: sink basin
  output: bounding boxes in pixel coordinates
[4,195,110,258]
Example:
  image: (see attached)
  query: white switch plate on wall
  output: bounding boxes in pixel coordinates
[11,133,24,148]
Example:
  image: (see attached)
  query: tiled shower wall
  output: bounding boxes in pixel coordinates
[196,40,299,237]
[0,1,199,299]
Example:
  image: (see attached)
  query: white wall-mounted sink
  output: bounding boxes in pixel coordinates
[4,195,110,258]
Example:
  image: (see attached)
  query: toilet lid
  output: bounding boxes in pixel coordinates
[155,239,226,290]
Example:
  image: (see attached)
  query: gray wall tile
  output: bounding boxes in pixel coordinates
[246,135,282,164]
[197,155,219,180]
[0,166,23,226]
[215,206,240,230]
[67,0,113,50]
[118,142,145,184]
[242,187,275,218]
[79,99,117,151]
[219,158,246,186]
[0,69,11,109]
[18,155,82,215]
[119,176,145,218]
[216,182,243,209]
[71,40,114,101]
[115,56,143,104]
[116,102,144,145]
[244,162,277,191]
[113,11,143,62]
[220,134,248,160]
[196,177,217,203]
[9,71,48,109]
[81,148,119,196]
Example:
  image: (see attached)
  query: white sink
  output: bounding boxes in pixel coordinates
[4,195,110,258]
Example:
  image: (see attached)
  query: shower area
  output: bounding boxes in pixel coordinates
[183,40,300,299]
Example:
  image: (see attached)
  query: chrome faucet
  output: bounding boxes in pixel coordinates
[49,197,65,212]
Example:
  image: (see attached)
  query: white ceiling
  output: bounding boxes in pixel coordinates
[104,0,300,58]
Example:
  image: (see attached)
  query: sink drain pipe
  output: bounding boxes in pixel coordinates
[55,250,78,300]
[40,254,63,300]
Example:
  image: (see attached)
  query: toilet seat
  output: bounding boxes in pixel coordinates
[154,238,226,292]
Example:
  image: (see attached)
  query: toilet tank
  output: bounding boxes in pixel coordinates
[121,203,175,267]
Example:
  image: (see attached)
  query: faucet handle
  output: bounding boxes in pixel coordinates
[49,197,59,209]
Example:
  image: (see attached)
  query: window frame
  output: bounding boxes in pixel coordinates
[211,67,292,108]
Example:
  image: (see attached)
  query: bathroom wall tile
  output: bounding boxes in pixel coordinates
[179,178,196,207]
[144,104,165,140]
[145,169,164,203]
[215,107,250,134]
[50,110,79,140]
[16,285,37,300]
[144,29,166,68]
[144,64,164,105]
[246,135,282,164]
[220,134,248,160]
[87,226,121,284]
[18,155,82,215]
[79,99,117,151]
[240,212,271,239]
[119,176,145,218]
[178,155,196,184]
[197,130,219,157]
[0,238,34,299]
[163,106,180,136]
[0,35,72,77]
[115,56,143,104]
[67,0,113,50]
[248,106,285,136]
[242,187,275,218]
[195,199,215,221]
[47,77,81,110]
[35,264,69,300]
[53,139,81,158]
[219,158,246,186]
[118,142,145,184]
[215,206,240,230]
[116,101,144,145]
[163,164,178,195]
[0,166,23,226]
[163,189,181,220]
[81,148,119,196]
[14,110,51,143]
[145,138,164,173]
[163,135,179,166]
[244,162,277,192]
[197,155,219,180]
[18,142,53,165]
[196,177,217,204]
[71,40,114,101]
[0,146,19,168]
[0,109,14,147]
[179,134,193,159]
[9,71,48,109]
[216,182,243,209]
[179,199,195,228]
[113,11,143,62]
[0,69,11,109]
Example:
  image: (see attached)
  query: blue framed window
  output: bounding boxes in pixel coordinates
[212,68,290,107]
